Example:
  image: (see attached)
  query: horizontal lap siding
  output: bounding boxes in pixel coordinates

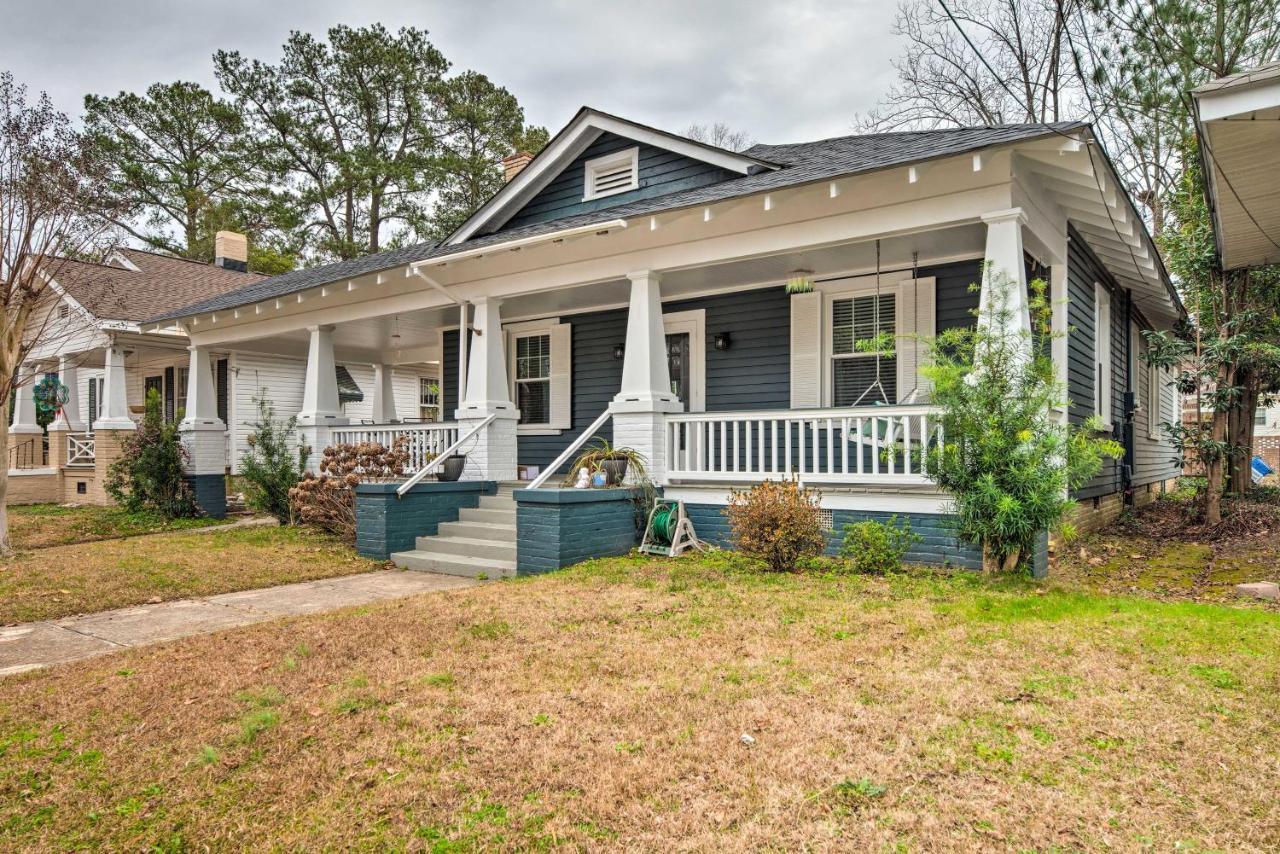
[931,260,983,333]
[340,366,427,425]
[230,352,306,475]
[502,132,735,231]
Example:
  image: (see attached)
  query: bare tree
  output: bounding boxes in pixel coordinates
[685,122,754,151]
[0,72,116,552]
[857,0,1084,130]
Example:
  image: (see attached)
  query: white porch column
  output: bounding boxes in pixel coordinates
[979,208,1032,360]
[9,363,43,436]
[455,296,517,482]
[179,345,228,516]
[610,270,681,484]
[456,301,469,408]
[49,355,84,432]
[371,364,398,423]
[297,325,348,472]
[93,343,135,431]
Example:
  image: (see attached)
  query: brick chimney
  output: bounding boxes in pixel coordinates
[502,151,533,182]
[214,231,248,273]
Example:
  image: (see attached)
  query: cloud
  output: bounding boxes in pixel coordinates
[4,0,902,142]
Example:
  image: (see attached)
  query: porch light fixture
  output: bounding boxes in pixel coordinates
[613,343,625,360]
[784,269,815,295]
[714,332,732,351]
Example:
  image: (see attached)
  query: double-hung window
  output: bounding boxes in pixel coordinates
[176,367,190,421]
[1094,283,1112,426]
[514,333,551,426]
[831,293,896,406]
[419,377,440,422]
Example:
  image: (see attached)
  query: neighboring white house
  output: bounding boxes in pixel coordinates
[10,233,439,507]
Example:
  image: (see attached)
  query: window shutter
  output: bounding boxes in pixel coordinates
[216,359,229,425]
[87,378,97,429]
[549,322,572,430]
[164,366,175,422]
[789,291,823,408]
[896,276,935,402]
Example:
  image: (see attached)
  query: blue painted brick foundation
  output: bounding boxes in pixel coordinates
[186,474,227,519]
[682,503,984,570]
[514,488,640,574]
[355,480,496,560]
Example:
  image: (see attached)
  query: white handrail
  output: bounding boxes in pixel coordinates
[527,409,613,490]
[395,413,497,498]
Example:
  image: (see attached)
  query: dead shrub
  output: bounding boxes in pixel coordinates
[289,438,412,541]
[724,479,826,571]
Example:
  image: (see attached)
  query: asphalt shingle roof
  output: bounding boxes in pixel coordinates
[53,249,265,322]
[152,122,1086,322]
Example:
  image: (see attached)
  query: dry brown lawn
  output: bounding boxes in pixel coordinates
[0,525,381,624]
[5,503,231,551]
[1,554,1277,851]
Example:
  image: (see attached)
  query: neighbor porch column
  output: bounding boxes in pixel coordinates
[9,362,43,437]
[49,354,84,433]
[93,342,134,431]
[979,208,1032,362]
[179,345,227,517]
[297,324,348,472]
[371,364,398,423]
[455,296,517,482]
[610,270,680,484]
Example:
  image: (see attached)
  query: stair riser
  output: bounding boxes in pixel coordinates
[393,552,515,578]
[478,496,518,511]
[459,508,517,524]
[437,521,517,542]
[415,538,516,561]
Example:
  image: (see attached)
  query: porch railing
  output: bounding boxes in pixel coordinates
[9,435,48,470]
[330,422,459,474]
[665,405,941,485]
[395,414,496,497]
[66,432,95,467]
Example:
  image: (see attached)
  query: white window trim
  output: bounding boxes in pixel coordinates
[1147,360,1161,439]
[1094,282,1113,429]
[819,274,905,408]
[582,146,639,201]
[506,318,561,435]
[662,309,706,413]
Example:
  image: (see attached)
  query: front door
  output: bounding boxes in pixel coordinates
[666,333,690,411]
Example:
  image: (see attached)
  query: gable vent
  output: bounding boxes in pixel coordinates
[583,147,639,201]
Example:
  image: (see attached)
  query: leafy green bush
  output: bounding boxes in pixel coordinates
[923,271,1122,572]
[104,388,199,519]
[240,392,308,523]
[838,516,920,574]
[724,479,826,572]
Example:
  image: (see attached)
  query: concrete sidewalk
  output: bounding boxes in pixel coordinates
[0,570,476,677]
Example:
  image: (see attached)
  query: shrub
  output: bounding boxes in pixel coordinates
[239,393,308,523]
[104,388,199,519]
[289,438,410,541]
[724,479,826,571]
[923,272,1122,572]
[838,516,920,574]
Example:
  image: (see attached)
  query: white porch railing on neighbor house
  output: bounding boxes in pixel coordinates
[330,422,460,473]
[66,432,96,467]
[665,405,942,485]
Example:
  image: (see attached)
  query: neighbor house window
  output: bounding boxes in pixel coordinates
[831,293,896,406]
[419,377,440,422]
[582,147,639,201]
[514,334,551,425]
[1094,283,1112,424]
[1256,409,1268,427]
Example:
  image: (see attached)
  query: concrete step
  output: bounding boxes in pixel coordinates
[477,495,517,511]
[459,507,516,525]
[391,550,515,578]
[414,535,516,562]
[437,520,517,542]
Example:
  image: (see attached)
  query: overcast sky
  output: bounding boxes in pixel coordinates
[1,0,903,144]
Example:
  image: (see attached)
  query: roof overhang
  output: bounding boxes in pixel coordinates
[1193,61,1280,270]
[444,107,779,246]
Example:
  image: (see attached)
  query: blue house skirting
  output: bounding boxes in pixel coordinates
[185,474,227,519]
[355,480,496,560]
[514,488,640,574]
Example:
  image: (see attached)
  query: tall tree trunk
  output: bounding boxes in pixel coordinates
[0,420,11,557]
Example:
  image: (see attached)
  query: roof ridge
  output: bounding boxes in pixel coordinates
[749,120,1087,151]
[121,246,259,273]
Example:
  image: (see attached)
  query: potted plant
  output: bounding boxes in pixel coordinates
[437,453,466,482]
[565,439,648,487]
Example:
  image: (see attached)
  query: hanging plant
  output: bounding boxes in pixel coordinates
[784,269,815,294]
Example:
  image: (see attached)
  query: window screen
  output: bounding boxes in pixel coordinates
[515,334,551,425]
[832,294,896,406]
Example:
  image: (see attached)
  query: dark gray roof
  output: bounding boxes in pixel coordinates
[153,122,1085,322]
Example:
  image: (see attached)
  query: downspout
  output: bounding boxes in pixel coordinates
[409,269,468,414]
[1121,289,1135,504]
